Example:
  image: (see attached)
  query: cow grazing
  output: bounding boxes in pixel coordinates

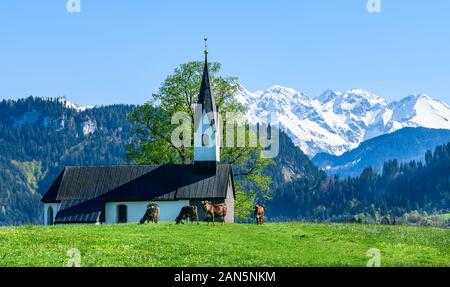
[140,204,160,224]
[380,216,391,225]
[254,204,266,225]
[176,206,199,225]
[201,201,227,225]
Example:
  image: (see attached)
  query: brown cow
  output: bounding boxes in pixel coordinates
[176,206,199,225]
[202,201,227,225]
[140,203,160,224]
[254,204,266,225]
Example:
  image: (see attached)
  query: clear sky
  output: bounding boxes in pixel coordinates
[0,0,449,106]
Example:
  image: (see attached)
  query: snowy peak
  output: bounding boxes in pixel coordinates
[237,85,450,156]
[316,89,384,105]
[388,94,450,130]
[267,85,298,95]
[57,97,92,112]
[260,85,310,107]
[317,89,385,108]
[316,90,341,104]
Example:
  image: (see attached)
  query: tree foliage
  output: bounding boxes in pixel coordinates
[127,61,273,212]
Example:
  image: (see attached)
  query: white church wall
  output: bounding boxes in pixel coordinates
[224,176,235,223]
[43,203,60,225]
[104,201,190,224]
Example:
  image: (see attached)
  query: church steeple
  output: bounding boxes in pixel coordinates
[194,38,220,172]
[196,38,217,132]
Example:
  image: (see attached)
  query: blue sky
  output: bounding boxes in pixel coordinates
[0,0,449,105]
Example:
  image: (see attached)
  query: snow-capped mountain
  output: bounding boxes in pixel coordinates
[236,85,450,156]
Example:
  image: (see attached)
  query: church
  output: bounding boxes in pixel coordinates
[41,47,235,225]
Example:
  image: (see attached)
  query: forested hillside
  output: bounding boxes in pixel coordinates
[0,97,133,225]
[312,127,450,177]
[270,142,450,223]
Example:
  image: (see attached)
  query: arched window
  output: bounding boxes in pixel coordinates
[47,206,54,225]
[117,205,127,223]
[202,134,209,147]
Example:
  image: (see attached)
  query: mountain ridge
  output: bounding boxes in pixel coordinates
[8,85,450,158]
[237,85,450,156]
[312,127,450,177]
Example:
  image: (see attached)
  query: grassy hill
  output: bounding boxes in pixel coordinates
[0,223,449,267]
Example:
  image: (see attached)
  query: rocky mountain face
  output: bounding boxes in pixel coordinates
[237,86,450,156]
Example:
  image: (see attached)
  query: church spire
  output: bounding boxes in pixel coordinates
[194,38,220,170]
[196,38,217,132]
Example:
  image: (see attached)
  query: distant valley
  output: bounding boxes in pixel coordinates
[312,127,450,177]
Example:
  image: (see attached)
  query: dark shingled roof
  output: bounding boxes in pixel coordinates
[55,198,104,224]
[42,164,234,223]
[41,170,64,203]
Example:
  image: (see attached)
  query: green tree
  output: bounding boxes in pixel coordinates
[234,189,256,223]
[127,61,273,219]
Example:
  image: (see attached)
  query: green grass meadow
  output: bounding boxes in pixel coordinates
[0,223,449,267]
